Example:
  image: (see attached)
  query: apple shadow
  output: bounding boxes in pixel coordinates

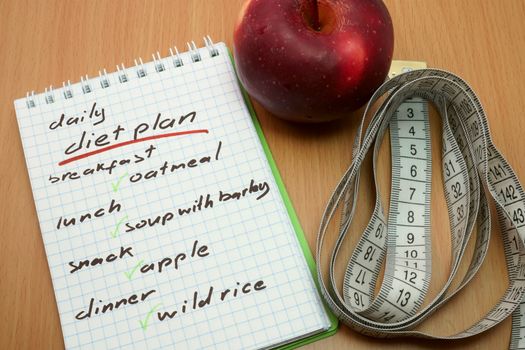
[281,115,357,136]
[254,100,364,141]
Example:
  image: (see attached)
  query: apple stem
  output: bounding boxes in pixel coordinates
[310,0,321,31]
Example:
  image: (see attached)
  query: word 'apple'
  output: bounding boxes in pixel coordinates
[234,0,394,122]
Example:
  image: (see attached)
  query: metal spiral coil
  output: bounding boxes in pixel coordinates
[26,35,219,109]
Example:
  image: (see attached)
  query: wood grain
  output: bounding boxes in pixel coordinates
[1,0,524,349]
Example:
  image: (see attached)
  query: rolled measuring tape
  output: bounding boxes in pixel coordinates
[315,61,525,349]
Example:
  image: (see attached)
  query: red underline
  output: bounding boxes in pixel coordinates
[58,129,209,166]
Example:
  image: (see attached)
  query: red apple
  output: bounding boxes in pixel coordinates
[233,0,394,122]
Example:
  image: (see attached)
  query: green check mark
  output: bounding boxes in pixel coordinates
[124,259,144,280]
[111,172,129,192]
[110,215,128,238]
[140,303,162,331]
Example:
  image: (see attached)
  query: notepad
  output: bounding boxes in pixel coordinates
[13,39,336,349]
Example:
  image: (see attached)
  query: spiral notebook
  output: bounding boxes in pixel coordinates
[13,37,337,349]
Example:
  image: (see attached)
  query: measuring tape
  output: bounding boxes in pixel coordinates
[315,62,525,348]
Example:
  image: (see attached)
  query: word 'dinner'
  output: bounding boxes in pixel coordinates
[13,40,332,349]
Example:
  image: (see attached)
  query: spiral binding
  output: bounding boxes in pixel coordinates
[26,36,219,109]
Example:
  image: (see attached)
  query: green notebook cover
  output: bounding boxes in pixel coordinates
[229,50,339,349]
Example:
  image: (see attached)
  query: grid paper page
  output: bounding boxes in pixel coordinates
[13,42,330,349]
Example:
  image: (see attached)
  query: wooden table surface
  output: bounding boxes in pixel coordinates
[1,0,525,349]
